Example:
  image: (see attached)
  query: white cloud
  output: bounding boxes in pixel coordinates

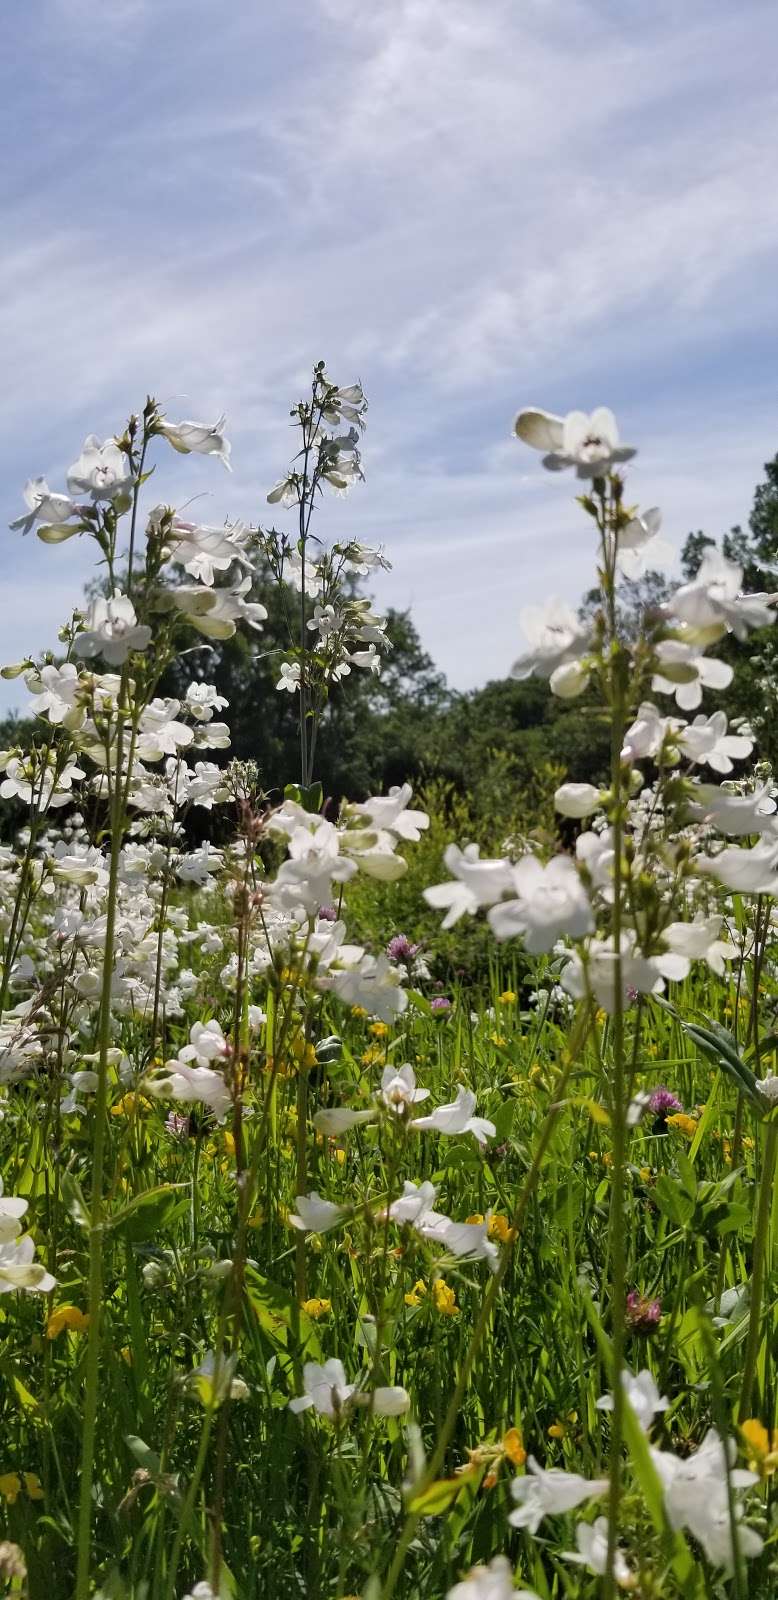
[2,0,778,714]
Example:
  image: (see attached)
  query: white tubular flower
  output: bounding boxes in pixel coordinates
[508,1456,608,1534]
[184,682,229,722]
[159,414,231,469]
[166,517,250,583]
[312,1107,377,1135]
[562,1518,634,1586]
[488,855,593,952]
[652,636,733,711]
[678,711,753,773]
[288,1359,356,1417]
[549,658,590,699]
[0,1189,29,1244]
[651,1430,764,1573]
[554,782,602,818]
[667,552,773,643]
[76,593,152,665]
[10,478,79,539]
[148,1062,231,1121]
[351,783,429,843]
[25,663,85,730]
[621,702,679,764]
[424,844,514,929]
[277,661,301,693]
[347,645,382,674]
[656,915,735,979]
[330,953,407,1022]
[696,838,778,893]
[511,598,590,684]
[561,937,664,1014]
[411,1086,495,1147]
[447,1555,540,1600]
[616,506,673,577]
[386,1180,450,1237]
[596,1368,668,1434]
[288,1192,348,1233]
[67,435,134,500]
[514,406,636,477]
[688,782,777,836]
[0,1232,56,1295]
[438,1216,499,1272]
[380,1063,429,1111]
[137,699,194,762]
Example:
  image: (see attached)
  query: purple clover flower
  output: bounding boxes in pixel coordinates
[386,933,420,962]
[165,1111,190,1139]
[625,1290,662,1334]
[648,1087,683,1120]
[430,996,451,1014]
[317,905,338,922]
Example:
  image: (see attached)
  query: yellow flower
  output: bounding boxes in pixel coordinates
[502,1427,526,1465]
[111,1092,151,1117]
[247,1208,264,1229]
[498,990,516,1005]
[46,1304,90,1340]
[638,1166,652,1184]
[741,1419,778,1476]
[548,1410,577,1440]
[351,1005,368,1019]
[490,1033,507,1047]
[291,1036,317,1071]
[361,1045,385,1067]
[333,1147,346,1167]
[404,1279,427,1308]
[488,1214,511,1244]
[301,1297,331,1320]
[666,1113,699,1140]
[369,1021,390,1038]
[432,1278,459,1317]
[466,1212,485,1226]
[0,1472,42,1504]
[221,1130,236,1159]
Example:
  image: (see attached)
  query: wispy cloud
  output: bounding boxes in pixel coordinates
[2,0,778,711]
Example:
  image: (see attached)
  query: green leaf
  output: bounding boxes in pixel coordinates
[407,1467,479,1515]
[110,1184,188,1242]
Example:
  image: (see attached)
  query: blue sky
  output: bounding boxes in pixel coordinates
[2,0,778,713]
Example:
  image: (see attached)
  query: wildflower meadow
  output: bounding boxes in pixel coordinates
[2,372,778,1600]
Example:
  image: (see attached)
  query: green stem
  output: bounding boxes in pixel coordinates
[380,1011,592,1600]
[74,687,128,1600]
[739,1120,778,1421]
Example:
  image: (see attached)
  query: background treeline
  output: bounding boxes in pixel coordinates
[2,452,778,978]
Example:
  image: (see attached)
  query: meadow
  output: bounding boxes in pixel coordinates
[0,372,776,1600]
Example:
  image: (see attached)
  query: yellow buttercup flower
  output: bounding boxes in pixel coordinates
[0,1472,42,1504]
[301,1297,331,1319]
[351,1006,368,1019]
[498,990,516,1005]
[46,1304,90,1340]
[741,1419,778,1476]
[488,1214,511,1244]
[369,1021,390,1038]
[666,1113,699,1140]
[465,1212,485,1226]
